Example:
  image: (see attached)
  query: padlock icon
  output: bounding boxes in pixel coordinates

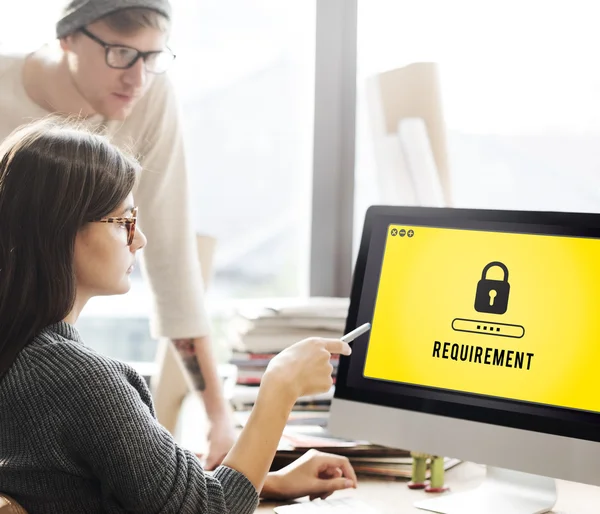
[474,261,510,314]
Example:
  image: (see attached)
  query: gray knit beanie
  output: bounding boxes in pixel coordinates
[56,0,172,38]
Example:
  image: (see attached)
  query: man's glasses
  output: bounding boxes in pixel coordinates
[80,28,175,74]
[96,207,138,246]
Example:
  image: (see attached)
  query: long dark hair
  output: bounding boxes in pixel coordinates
[0,117,140,377]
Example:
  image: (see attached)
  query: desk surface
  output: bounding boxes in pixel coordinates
[256,461,600,513]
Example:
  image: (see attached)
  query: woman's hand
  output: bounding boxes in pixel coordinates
[262,338,351,402]
[221,338,351,494]
[261,449,358,501]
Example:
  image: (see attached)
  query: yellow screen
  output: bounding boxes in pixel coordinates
[363,224,600,413]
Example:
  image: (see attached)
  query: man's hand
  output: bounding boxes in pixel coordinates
[261,449,358,501]
[203,414,236,470]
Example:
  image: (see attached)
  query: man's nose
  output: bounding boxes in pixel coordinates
[121,58,146,89]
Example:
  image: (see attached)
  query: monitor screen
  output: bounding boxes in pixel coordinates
[336,207,600,443]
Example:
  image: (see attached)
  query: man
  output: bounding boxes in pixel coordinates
[0,0,235,469]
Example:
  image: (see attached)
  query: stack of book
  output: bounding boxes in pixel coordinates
[229,384,335,414]
[227,297,348,412]
[233,411,461,479]
[274,428,461,479]
[229,296,348,353]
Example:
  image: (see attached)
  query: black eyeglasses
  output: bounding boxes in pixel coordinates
[80,28,176,74]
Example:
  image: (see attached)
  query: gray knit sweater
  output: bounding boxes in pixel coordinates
[0,322,259,513]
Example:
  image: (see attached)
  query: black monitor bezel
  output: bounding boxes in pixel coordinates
[334,205,600,443]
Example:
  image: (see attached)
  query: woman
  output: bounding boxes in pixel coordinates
[0,118,356,514]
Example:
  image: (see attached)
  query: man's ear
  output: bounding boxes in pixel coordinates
[59,35,75,52]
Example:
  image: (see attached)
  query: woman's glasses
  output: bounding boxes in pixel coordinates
[96,207,138,246]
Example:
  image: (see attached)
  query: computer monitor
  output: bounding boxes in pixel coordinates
[329,205,600,514]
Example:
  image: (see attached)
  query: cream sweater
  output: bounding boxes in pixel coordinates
[0,52,210,340]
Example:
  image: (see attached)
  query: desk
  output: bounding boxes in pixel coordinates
[256,462,600,513]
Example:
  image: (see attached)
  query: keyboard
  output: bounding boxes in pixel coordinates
[273,497,383,513]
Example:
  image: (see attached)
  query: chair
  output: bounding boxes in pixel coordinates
[0,494,27,514]
[151,234,218,435]
[365,61,452,206]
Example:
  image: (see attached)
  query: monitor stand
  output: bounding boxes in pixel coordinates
[413,466,557,514]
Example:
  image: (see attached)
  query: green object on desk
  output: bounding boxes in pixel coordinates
[424,455,449,493]
[429,456,444,488]
[408,451,429,489]
[413,456,427,483]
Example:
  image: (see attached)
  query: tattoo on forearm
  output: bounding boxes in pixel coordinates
[173,339,206,391]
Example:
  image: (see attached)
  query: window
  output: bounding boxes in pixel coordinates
[0,4,60,50]
[355,0,600,246]
[1,1,316,362]
[168,0,315,301]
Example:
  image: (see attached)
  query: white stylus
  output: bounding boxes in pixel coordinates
[340,322,372,343]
